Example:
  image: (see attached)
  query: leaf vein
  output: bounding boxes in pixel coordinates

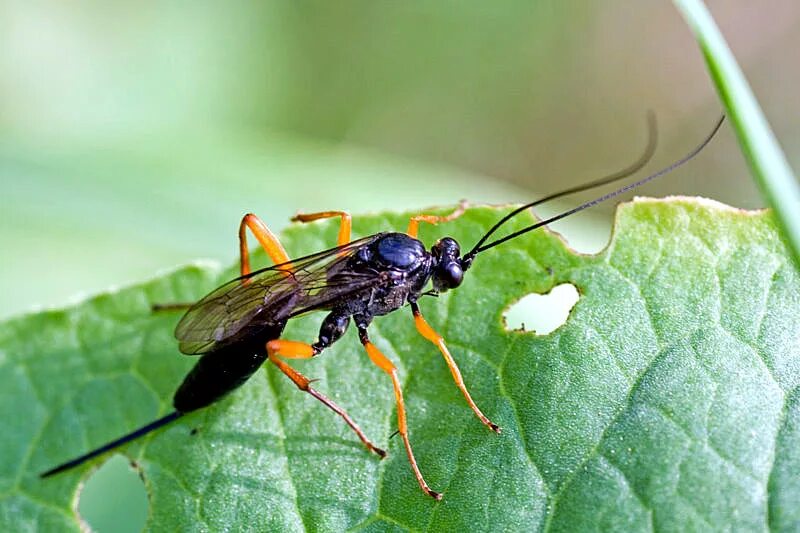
[542,334,692,532]
[497,334,552,500]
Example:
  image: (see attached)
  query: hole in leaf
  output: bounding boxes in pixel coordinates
[503,283,579,334]
[78,455,148,533]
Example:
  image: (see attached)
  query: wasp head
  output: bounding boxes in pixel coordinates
[431,237,467,293]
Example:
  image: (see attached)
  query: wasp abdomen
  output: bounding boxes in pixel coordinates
[173,323,285,413]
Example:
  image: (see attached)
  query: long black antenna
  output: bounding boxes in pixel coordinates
[464,115,725,259]
[467,111,658,256]
[40,411,182,478]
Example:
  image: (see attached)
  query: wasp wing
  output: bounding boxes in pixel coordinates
[175,234,385,355]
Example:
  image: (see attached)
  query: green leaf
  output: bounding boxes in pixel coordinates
[2,199,799,531]
[672,0,800,266]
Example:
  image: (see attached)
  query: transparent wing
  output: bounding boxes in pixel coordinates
[175,234,385,355]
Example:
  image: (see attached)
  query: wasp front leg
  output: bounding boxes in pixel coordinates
[410,302,500,433]
[406,200,468,239]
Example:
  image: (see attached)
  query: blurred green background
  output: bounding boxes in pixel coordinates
[2,1,797,531]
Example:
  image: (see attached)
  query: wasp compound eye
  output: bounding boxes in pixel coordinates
[433,258,463,292]
[445,262,463,288]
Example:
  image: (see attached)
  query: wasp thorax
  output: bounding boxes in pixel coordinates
[374,233,425,269]
[431,237,464,292]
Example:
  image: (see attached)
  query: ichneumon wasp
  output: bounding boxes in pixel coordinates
[41,114,725,500]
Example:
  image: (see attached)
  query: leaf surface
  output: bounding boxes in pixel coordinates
[1,199,798,531]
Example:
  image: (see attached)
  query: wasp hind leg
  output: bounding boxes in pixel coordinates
[266,338,386,458]
[357,327,442,500]
[411,302,500,433]
[239,213,293,277]
[154,212,293,311]
[406,200,468,239]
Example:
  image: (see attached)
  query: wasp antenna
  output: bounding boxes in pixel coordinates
[465,114,724,258]
[40,411,182,478]
[467,111,658,258]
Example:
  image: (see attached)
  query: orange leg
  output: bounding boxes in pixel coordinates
[358,328,442,500]
[411,303,500,433]
[291,211,352,247]
[266,339,386,458]
[155,213,292,309]
[406,200,468,239]
[239,213,292,277]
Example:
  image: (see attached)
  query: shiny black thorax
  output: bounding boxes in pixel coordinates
[309,231,463,353]
[333,232,434,323]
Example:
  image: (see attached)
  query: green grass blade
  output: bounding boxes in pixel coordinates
[673,0,800,265]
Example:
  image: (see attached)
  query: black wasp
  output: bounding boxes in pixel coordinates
[41,115,724,499]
